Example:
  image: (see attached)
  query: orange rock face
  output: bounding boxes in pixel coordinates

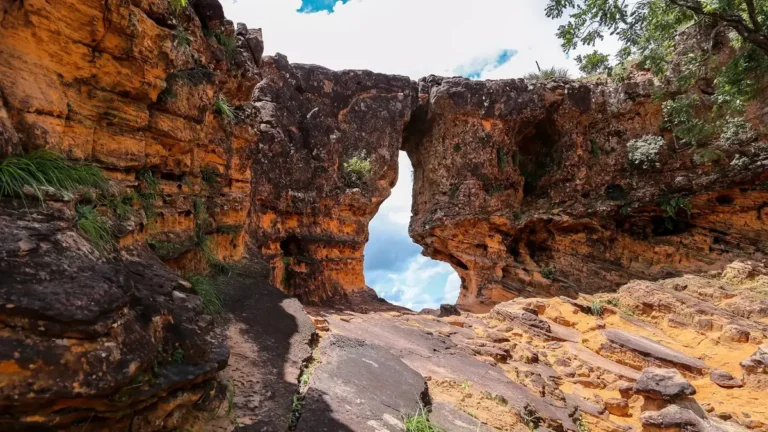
[405,75,768,312]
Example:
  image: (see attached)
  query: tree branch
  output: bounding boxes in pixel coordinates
[745,0,762,33]
[669,0,768,55]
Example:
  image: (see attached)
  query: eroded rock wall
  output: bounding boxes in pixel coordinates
[249,55,416,303]
[406,74,768,312]
[0,0,262,428]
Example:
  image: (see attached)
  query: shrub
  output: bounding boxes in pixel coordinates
[520,405,542,432]
[343,154,372,187]
[404,406,445,432]
[730,154,750,169]
[211,31,237,62]
[200,165,221,186]
[693,148,724,165]
[524,66,570,80]
[214,94,234,120]
[659,196,691,219]
[169,0,187,11]
[173,27,192,47]
[719,117,757,147]
[541,266,556,280]
[661,96,711,147]
[0,150,106,202]
[108,192,136,221]
[627,135,664,169]
[187,274,222,314]
[76,205,113,253]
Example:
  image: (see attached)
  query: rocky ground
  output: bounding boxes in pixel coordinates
[207,260,768,432]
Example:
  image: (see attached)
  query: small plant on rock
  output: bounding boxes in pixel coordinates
[404,406,445,432]
[169,0,188,12]
[627,135,664,169]
[343,153,372,187]
[719,117,757,147]
[587,300,604,317]
[662,95,711,147]
[541,266,556,280]
[76,205,113,253]
[214,94,234,120]
[187,274,222,314]
[524,66,570,80]
[520,405,542,432]
[173,27,192,48]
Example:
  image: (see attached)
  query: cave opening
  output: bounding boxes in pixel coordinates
[363,151,460,312]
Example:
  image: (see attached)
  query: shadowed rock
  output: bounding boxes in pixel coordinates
[709,370,744,389]
[601,329,709,375]
[634,368,696,401]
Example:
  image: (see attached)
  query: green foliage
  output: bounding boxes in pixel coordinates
[662,96,712,147]
[169,0,187,12]
[404,406,445,432]
[76,205,113,253]
[0,150,107,202]
[693,148,725,165]
[481,391,509,407]
[461,380,471,391]
[108,192,136,221]
[343,154,372,187]
[136,169,161,223]
[173,27,192,47]
[201,165,221,186]
[226,379,236,417]
[289,394,304,429]
[576,417,591,432]
[588,300,604,317]
[606,298,621,308]
[541,265,556,280]
[524,66,570,80]
[187,275,222,314]
[719,117,758,146]
[575,50,612,75]
[147,239,185,259]
[171,347,185,364]
[659,196,691,219]
[217,224,243,234]
[497,147,507,170]
[214,94,234,120]
[211,31,237,62]
[544,0,768,116]
[627,135,665,169]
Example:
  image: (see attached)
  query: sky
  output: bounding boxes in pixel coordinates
[221,0,620,310]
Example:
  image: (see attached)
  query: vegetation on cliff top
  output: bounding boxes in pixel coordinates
[545,0,768,114]
[0,150,106,201]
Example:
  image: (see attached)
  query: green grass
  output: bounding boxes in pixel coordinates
[173,27,192,47]
[169,0,187,11]
[226,379,236,417]
[576,417,591,432]
[524,66,570,80]
[588,300,604,317]
[343,154,372,187]
[606,298,621,308]
[0,150,107,202]
[147,239,186,259]
[136,169,161,223]
[212,31,237,62]
[187,275,222,314]
[520,406,542,432]
[171,347,185,363]
[108,192,136,221]
[214,94,234,120]
[76,205,113,253]
[404,406,445,432]
[461,380,471,391]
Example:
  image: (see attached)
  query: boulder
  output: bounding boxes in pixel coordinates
[633,368,696,401]
[740,344,768,388]
[709,370,744,388]
[720,325,751,343]
[640,405,706,432]
[604,398,630,417]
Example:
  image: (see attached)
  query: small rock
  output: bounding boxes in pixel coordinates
[640,405,705,431]
[709,369,744,388]
[743,419,765,429]
[721,325,751,343]
[604,397,630,417]
[633,367,696,401]
[700,403,715,413]
[485,330,510,343]
[614,381,635,399]
[571,377,604,389]
[714,412,733,421]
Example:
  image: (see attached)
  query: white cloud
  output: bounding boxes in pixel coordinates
[222,0,622,80]
[440,273,461,305]
[369,255,456,311]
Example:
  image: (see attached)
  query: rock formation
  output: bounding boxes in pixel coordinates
[2,0,768,429]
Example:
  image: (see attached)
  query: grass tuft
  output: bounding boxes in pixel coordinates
[214,94,234,120]
[588,300,604,317]
[76,205,113,253]
[524,66,570,80]
[136,169,161,223]
[169,0,187,12]
[541,265,556,280]
[404,406,445,432]
[0,150,107,202]
[187,274,222,314]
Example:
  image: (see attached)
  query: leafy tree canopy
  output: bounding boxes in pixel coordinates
[545,0,768,112]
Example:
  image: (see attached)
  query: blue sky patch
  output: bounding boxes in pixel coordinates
[454,48,518,79]
[297,0,350,13]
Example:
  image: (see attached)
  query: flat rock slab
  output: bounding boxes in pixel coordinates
[217,267,316,432]
[601,329,709,375]
[325,312,578,430]
[297,334,427,432]
[430,401,495,432]
[633,367,696,401]
[566,342,641,381]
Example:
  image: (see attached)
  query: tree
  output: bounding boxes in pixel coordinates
[544,0,768,111]
[575,50,612,74]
